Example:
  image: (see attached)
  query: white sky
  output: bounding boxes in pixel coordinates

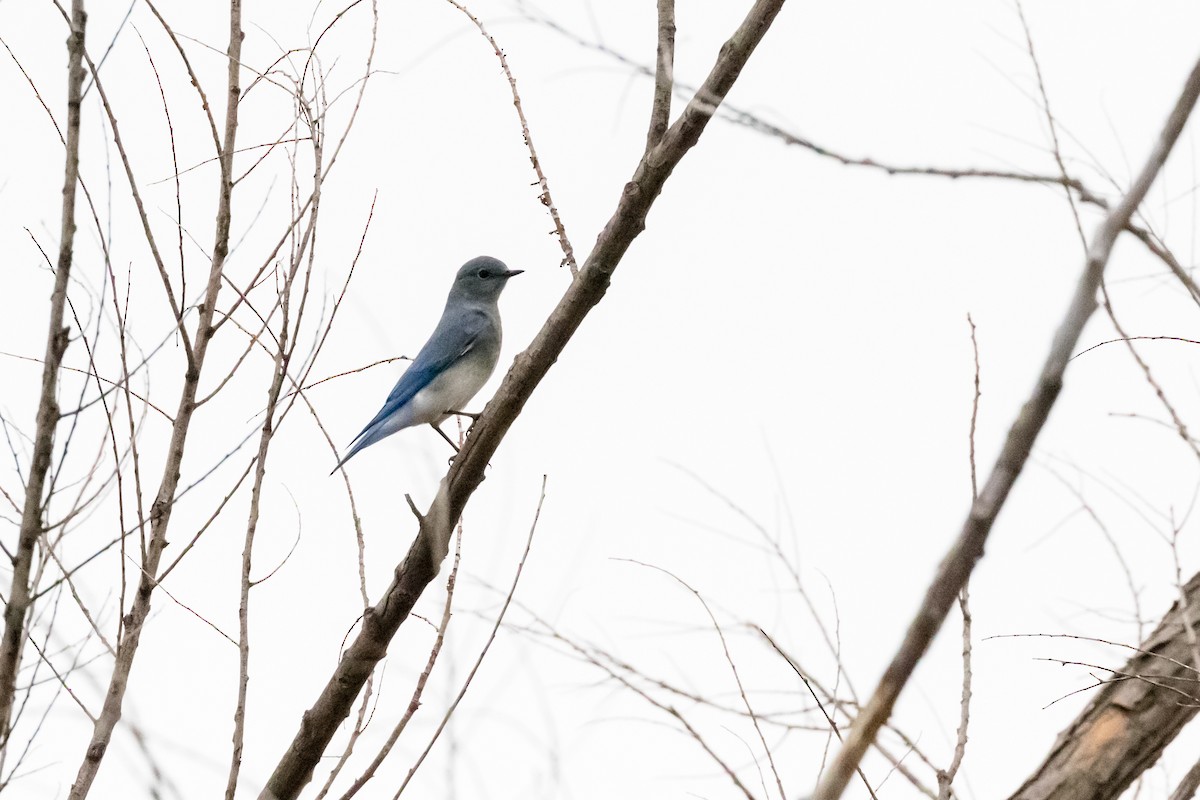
[4,1,1200,798]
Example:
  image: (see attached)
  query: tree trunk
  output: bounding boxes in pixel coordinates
[1009,572,1200,800]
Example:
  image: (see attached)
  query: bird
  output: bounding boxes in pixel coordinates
[332,255,523,471]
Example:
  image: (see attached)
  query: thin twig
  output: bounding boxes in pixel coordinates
[259,4,789,797]
[1016,0,1087,250]
[392,476,547,797]
[758,628,880,800]
[937,316,981,800]
[516,602,760,800]
[522,7,1200,308]
[66,1,245,795]
[813,47,1200,800]
[334,521,464,800]
[224,121,322,798]
[620,559,785,800]
[1040,463,1145,640]
[1010,573,1200,798]
[442,1,577,273]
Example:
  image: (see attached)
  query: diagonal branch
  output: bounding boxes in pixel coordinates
[1009,571,1200,800]
[257,1,789,797]
[1171,758,1200,800]
[443,1,578,274]
[811,48,1200,800]
[522,9,1200,310]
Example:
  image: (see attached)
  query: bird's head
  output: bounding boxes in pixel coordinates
[450,256,523,303]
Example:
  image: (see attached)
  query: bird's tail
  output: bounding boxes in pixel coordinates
[330,420,395,474]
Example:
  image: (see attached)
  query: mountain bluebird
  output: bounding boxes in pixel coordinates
[333,256,523,471]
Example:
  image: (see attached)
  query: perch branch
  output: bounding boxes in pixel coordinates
[258,2,788,797]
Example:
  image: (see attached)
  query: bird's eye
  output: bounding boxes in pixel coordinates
[477,269,491,279]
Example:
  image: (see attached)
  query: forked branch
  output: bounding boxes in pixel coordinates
[67,1,245,796]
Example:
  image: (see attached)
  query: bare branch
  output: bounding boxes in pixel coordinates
[391,476,546,797]
[622,560,785,799]
[756,629,880,799]
[0,0,87,745]
[66,0,246,794]
[1009,572,1200,800]
[812,48,1200,800]
[334,522,463,800]
[936,586,971,800]
[646,0,675,150]
[937,317,982,800]
[1170,758,1200,800]
[258,3,789,797]
[225,172,318,799]
[442,1,577,273]
[523,9,1200,310]
[1016,0,1087,250]
[520,603,759,800]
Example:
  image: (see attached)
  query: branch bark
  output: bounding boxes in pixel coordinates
[1171,758,1200,800]
[645,0,675,150]
[258,1,788,797]
[225,120,320,799]
[1008,571,1200,800]
[66,2,243,796]
[0,0,87,745]
[812,48,1200,800]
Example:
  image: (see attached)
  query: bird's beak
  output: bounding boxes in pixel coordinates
[502,269,524,278]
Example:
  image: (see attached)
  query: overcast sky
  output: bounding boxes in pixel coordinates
[3,1,1200,798]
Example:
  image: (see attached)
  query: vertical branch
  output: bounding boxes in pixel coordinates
[0,0,87,745]
[645,0,675,150]
[936,317,980,800]
[225,82,326,800]
[66,2,244,797]
[965,314,980,502]
[811,50,1200,800]
[937,585,972,800]
[222,280,291,800]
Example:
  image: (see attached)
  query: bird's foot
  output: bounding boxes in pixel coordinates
[430,423,461,452]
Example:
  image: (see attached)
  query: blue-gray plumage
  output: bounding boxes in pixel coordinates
[333,256,522,471]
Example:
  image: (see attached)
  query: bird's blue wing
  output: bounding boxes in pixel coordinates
[347,308,489,447]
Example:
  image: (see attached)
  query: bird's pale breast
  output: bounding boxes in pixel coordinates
[408,345,499,426]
